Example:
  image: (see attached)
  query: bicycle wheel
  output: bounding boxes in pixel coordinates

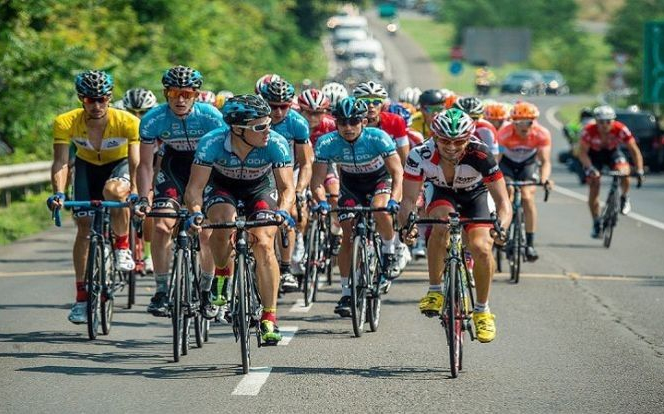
[181,259,192,356]
[494,245,503,273]
[191,250,204,349]
[127,224,139,309]
[303,219,319,306]
[509,211,522,284]
[602,194,617,248]
[85,238,103,340]
[350,236,367,337]
[366,240,381,332]
[235,253,251,374]
[203,319,210,343]
[171,249,184,362]
[101,245,115,336]
[445,262,462,378]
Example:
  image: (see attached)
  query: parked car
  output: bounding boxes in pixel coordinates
[616,108,664,172]
[541,70,570,95]
[500,70,546,95]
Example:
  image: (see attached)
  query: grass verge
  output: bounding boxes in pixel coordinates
[0,191,55,245]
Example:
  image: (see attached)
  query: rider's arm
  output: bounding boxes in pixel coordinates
[294,142,313,193]
[537,144,552,184]
[137,142,155,200]
[273,166,295,212]
[127,143,140,194]
[486,178,513,231]
[184,164,212,214]
[384,153,403,202]
[398,178,423,227]
[577,140,593,171]
[310,161,328,203]
[624,139,644,173]
[51,143,69,194]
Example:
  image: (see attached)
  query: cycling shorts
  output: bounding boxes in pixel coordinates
[338,177,392,222]
[499,157,540,182]
[203,176,278,218]
[588,148,628,171]
[424,184,494,231]
[153,151,194,210]
[73,157,129,216]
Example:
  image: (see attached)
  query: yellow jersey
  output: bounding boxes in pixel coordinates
[53,108,140,166]
[410,111,432,140]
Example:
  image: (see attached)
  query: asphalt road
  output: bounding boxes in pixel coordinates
[2,11,664,414]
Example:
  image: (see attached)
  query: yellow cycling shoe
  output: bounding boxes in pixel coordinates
[419,291,444,316]
[473,311,496,343]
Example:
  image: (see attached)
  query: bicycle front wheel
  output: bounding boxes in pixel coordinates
[602,196,617,248]
[445,262,462,378]
[101,246,115,336]
[303,219,320,306]
[350,236,367,337]
[171,249,184,362]
[235,253,251,374]
[85,238,103,340]
[509,211,523,284]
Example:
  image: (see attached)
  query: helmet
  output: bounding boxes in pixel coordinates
[254,73,281,94]
[439,88,454,99]
[161,65,203,89]
[352,81,388,99]
[75,70,114,97]
[454,96,484,118]
[222,95,271,125]
[510,101,540,120]
[386,103,412,127]
[418,89,444,107]
[321,82,348,108]
[398,87,422,106]
[444,94,458,109]
[430,108,476,139]
[197,90,216,104]
[593,105,616,120]
[215,90,234,109]
[484,103,508,120]
[259,79,295,103]
[580,107,593,120]
[333,96,368,119]
[400,102,417,115]
[297,89,330,112]
[122,88,157,111]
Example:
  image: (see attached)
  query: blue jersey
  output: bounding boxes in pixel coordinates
[272,109,310,154]
[315,127,396,183]
[194,127,292,189]
[139,102,226,155]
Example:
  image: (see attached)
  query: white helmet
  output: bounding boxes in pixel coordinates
[593,105,616,121]
[321,82,349,108]
[122,88,158,111]
[398,87,422,106]
[353,80,388,99]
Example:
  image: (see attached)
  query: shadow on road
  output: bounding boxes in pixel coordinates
[0,258,72,264]
[16,362,240,379]
[0,304,70,310]
[272,364,449,380]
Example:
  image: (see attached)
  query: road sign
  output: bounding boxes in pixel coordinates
[450,46,464,60]
[643,21,664,104]
[449,60,463,76]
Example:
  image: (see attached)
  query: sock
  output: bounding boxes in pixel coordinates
[114,234,129,250]
[143,241,151,259]
[215,266,231,277]
[340,276,350,296]
[279,261,291,274]
[200,271,214,291]
[526,232,535,247]
[428,284,442,293]
[156,273,169,294]
[382,235,396,254]
[76,281,87,302]
[474,302,490,313]
[261,307,277,323]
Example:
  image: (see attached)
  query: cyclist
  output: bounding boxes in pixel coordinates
[399,108,511,343]
[310,97,403,317]
[255,73,281,94]
[386,102,424,150]
[134,65,226,318]
[578,105,644,238]
[197,90,217,105]
[398,86,422,108]
[215,90,234,109]
[474,65,495,96]
[411,89,447,140]
[496,101,552,261]
[258,78,311,291]
[454,96,499,156]
[121,88,159,273]
[48,70,139,324]
[484,102,510,132]
[321,82,349,109]
[184,94,295,344]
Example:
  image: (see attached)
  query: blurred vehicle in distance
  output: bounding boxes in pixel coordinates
[541,70,570,95]
[333,28,369,59]
[616,108,664,172]
[346,39,387,75]
[500,70,546,95]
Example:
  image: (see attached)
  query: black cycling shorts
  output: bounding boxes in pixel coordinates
[338,177,392,222]
[73,157,129,216]
[153,151,194,210]
[499,157,540,182]
[425,185,493,230]
[203,175,278,218]
[588,148,628,171]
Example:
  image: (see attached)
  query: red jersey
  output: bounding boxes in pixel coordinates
[309,114,337,147]
[377,111,409,148]
[407,129,424,149]
[580,120,634,152]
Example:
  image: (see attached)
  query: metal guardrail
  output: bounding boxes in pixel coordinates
[0,161,51,190]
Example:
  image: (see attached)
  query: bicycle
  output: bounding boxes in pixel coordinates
[203,203,287,374]
[503,181,549,284]
[598,171,633,248]
[302,202,334,307]
[53,200,133,340]
[145,210,206,362]
[403,211,500,378]
[331,206,396,338]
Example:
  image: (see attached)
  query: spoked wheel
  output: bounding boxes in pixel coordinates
[191,254,204,349]
[508,214,522,284]
[367,243,381,332]
[446,264,461,378]
[86,238,103,340]
[172,250,184,362]
[367,297,381,332]
[203,319,210,343]
[235,254,251,374]
[101,256,115,336]
[303,220,319,306]
[602,202,616,248]
[350,237,367,337]
[127,224,140,309]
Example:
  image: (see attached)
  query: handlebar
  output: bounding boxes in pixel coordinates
[202,218,289,248]
[506,180,550,202]
[330,206,399,231]
[401,211,501,242]
[52,200,130,227]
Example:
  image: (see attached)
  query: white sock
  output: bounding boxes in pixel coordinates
[201,271,214,292]
[429,284,442,292]
[382,235,396,254]
[340,276,350,296]
[474,302,490,313]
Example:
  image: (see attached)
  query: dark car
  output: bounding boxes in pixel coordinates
[616,109,664,172]
[541,70,569,95]
[500,70,546,95]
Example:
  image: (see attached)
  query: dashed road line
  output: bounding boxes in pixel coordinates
[231,367,272,396]
[277,326,298,346]
[289,298,312,313]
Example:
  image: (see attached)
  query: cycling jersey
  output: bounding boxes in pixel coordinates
[474,118,499,155]
[497,121,551,164]
[404,140,503,192]
[410,111,432,139]
[272,109,310,150]
[376,111,409,148]
[315,126,397,186]
[53,108,139,166]
[580,120,634,152]
[407,129,424,149]
[309,114,337,147]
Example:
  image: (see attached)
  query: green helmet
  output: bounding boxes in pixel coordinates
[430,108,475,139]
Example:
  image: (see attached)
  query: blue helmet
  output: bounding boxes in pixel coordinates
[161,65,203,89]
[333,96,368,119]
[75,70,114,97]
[222,94,271,125]
[386,102,412,126]
[259,79,295,103]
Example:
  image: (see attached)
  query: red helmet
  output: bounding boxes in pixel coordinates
[297,89,330,112]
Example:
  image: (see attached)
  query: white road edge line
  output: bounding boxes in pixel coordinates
[289,298,312,313]
[232,367,272,396]
[278,326,298,346]
[545,105,564,130]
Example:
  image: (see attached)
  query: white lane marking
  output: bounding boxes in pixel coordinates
[552,186,664,231]
[546,105,564,130]
[0,269,74,278]
[232,367,272,396]
[289,298,312,313]
[407,269,658,282]
[277,326,298,346]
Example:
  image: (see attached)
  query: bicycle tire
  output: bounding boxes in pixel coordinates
[101,245,115,335]
[86,238,102,340]
[127,224,138,309]
[446,261,461,378]
[191,250,204,349]
[203,319,210,343]
[172,249,184,363]
[366,240,381,332]
[494,245,503,273]
[235,252,250,374]
[509,210,522,284]
[303,219,319,306]
[181,257,192,356]
[350,236,367,337]
[602,193,617,248]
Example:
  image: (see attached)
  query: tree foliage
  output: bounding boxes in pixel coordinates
[0,0,335,164]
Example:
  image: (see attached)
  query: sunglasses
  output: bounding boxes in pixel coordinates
[269,102,291,110]
[513,120,533,127]
[358,98,384,106]
[236,120,271,132]
[80,95,111,104]
[304,110,326,116]
[435,137,469,147]
[423,105,444,114]
[337,117,363,126]
[129,109,148,116]
[166,89,198,99]
[597,119,612,125]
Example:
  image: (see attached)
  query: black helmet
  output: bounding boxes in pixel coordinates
[418,89,444,106]
[580,107,593,120]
